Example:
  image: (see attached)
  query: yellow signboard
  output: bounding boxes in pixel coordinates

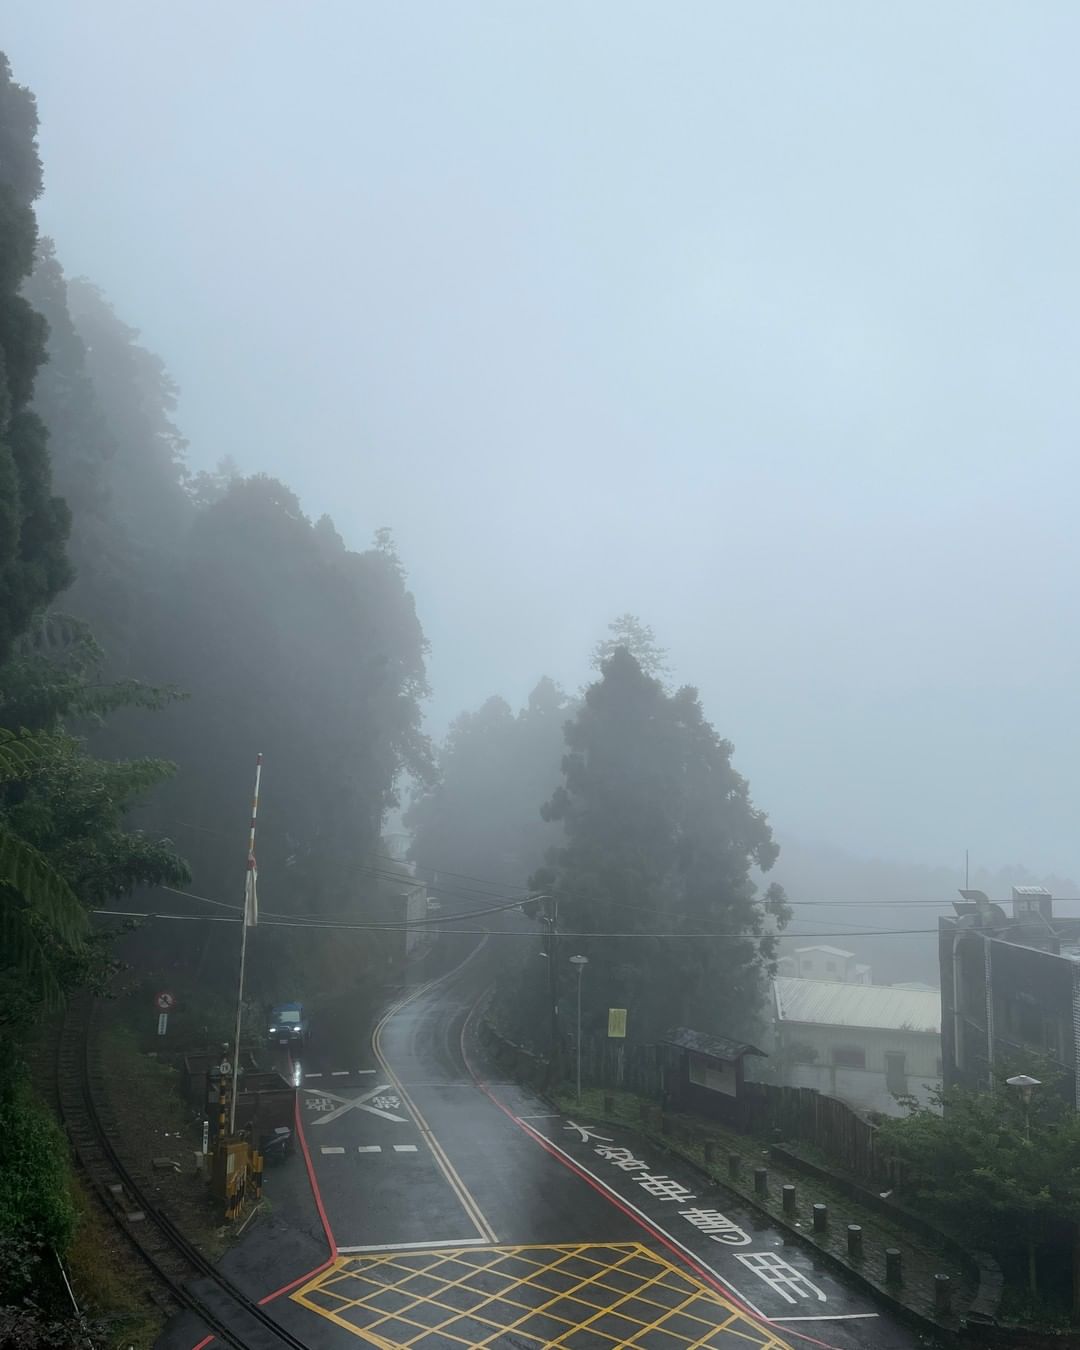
[608,1008,627,1038]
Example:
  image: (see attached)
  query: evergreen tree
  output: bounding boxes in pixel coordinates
[592,613,670,680]
[0,56,71,665]
[406,678,571,893]
[533,648,789,1046]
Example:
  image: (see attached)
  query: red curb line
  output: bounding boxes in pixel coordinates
[458,993,844,1350]
[187,1056,337,1349]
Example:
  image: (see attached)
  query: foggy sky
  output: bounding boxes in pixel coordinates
[7,3,1080,879]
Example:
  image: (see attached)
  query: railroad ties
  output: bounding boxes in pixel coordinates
[56,994,308,1350]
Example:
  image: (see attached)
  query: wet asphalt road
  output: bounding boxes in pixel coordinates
[157,939,930,1349]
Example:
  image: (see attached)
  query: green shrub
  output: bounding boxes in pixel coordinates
[0,1079,75,1290]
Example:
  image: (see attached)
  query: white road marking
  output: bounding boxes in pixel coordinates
[777,1315,880,1322]
[337,1238,490,1253]
[516,1124,773,1324]
[735,1252,827,1305]
[356,1069,376,1074]
[304,1072,322,1079]
[320,1146,345,1155]
[357,1145,381,1153]
[517,1113,561,1120]
[306,1083,408,1125]
[393,1144,418,1152]
[332,1070,349,1076]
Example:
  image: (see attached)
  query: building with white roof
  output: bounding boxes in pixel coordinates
[765,975,942,1117]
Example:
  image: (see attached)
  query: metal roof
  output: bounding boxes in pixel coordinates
[772,977,941,1034]
[793,944,855,958]
[663,1027,767,1060]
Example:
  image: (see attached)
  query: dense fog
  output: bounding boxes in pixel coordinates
[3,3,1079,1038]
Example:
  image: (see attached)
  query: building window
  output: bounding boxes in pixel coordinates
[885,1052,907,1094]
[831,1046,866,1069]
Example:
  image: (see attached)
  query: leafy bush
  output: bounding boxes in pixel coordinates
[0,1080,75,1293]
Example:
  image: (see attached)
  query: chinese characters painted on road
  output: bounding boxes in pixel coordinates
[563,1121,754,1248]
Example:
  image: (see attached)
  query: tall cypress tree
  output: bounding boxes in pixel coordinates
[0,53,71,663]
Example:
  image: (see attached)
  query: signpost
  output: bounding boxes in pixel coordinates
[608,1008,627,1038]
[155,991,175,1038]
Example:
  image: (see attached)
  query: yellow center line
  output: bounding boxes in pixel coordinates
[370,962,497,1245]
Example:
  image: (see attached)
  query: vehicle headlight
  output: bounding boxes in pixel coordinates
[269,1026,277,1033]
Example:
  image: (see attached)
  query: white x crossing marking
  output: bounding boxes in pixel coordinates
[304,1083,408,1124]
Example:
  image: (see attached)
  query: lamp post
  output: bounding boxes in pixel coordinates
[569,955,589,1103]
[1006,1073,1041,1143]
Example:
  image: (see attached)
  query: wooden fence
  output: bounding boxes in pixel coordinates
[488,1022,893,1184]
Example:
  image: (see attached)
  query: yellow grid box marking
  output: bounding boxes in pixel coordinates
[291,1242,792,1348]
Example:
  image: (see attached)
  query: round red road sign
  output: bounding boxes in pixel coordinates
[155,990,176,1011]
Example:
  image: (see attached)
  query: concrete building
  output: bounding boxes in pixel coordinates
[767,976,942,1117]
[939,886,1080,1107]
[778,944,872,985]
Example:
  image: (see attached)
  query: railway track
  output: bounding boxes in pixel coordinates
[57,995,311,1350]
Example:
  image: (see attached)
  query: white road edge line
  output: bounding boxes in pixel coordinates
[776,1314,880,1322]
[515,1121,771,1322]
[320,1146,345,1155]
[516,1121,880,1327]
[337,1238,491,1253]
[517,1113,562,1120]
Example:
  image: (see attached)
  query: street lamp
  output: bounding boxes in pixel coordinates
[569,955,589,1103]
[1006,1074,1041,1143]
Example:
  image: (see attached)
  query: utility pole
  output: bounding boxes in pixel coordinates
[546,896,559,1081]
[229,754,262,1135]
[570,955,588,1102]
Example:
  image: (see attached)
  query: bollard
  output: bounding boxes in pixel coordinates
[754,1167,768,1197]
[934,1274,952,1317]
[728,1153,741,1181]
[812,1203,827,1232]
[782,1184,796,1215]
[603,1094,614,1114]
[704,1141,717,1166]
[885,1248,903,1285]
[847,1224,863,1260]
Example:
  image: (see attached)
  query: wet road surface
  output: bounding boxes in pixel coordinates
[158,941,929,1349]
[283,942,924,1350]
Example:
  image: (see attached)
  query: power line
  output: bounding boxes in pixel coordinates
[159,882,529,928]
[94,909,949,940]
